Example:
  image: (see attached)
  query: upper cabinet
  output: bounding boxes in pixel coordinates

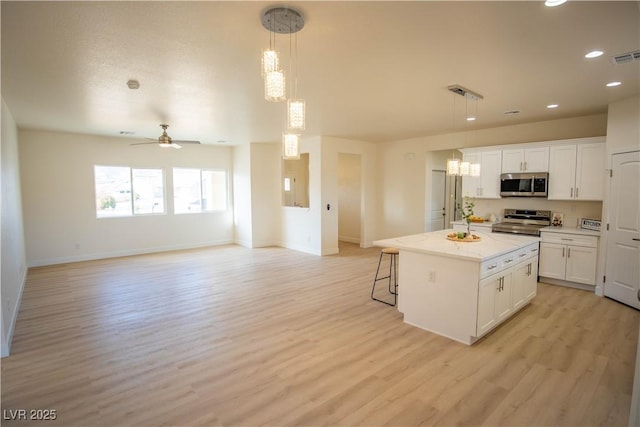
[548,142,605,201]
[461,150,502,199]
[501,147,549,173]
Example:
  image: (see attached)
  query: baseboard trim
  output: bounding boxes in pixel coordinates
[2,267,27,358]
[27,240,235,267]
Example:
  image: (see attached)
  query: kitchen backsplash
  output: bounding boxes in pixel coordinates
[473,198,603,227]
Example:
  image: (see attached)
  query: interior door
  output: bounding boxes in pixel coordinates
[429,170,446,231]
[604,151,640,309]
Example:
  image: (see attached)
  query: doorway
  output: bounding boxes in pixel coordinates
[429,170,446,231]
[338,153,362,245]
[604,150,640,309]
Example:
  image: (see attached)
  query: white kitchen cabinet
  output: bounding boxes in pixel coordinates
[476,245,538,337]
[539,231,599,286]
[477,270,513,336]
[512,257,538,311]
[461,150,502,199]
[502,147,549,173]
[548,142,605,200]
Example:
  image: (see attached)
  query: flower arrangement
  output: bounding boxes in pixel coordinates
[457,196,476,236]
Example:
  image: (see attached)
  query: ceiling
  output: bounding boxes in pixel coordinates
[2,1,639,146]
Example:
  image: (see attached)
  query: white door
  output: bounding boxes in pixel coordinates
[430,170,446,231]
[604,151,640,309]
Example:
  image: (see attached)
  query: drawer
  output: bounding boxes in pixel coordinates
[540,232,597,248]
[481,258,501,277]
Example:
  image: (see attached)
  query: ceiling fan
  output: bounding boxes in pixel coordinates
[131,124,201,149]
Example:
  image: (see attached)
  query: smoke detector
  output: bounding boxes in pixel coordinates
[126,79,140,90]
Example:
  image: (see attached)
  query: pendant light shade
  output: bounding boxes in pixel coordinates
[469,162,481,177]
[459,161,470,176]
[447,158,460,175]
[282,133,300,159]
[287,99,305,131]
[265,70,286,102]
[262,49,280,76]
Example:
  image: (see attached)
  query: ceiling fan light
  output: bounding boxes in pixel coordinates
[287,99,305,131]
[282,133,300,159]
[265,70,286,102]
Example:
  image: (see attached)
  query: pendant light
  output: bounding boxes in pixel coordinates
[446,85,484,177]
[286,19,305,131]
[282,133,300,159]
[446,92,462,176]
[261,7,304,103]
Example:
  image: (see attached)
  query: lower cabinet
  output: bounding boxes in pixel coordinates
[539,232,598,286]
[476,254,538,337]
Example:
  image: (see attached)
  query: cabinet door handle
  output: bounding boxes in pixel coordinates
[567,248,571,258]
[525,161,528,171]
[520,161,523,171]
[561,238,573,241]
[633,238,640,242]
[504,259,513,264]
[562,247,565,257]
[576,188,579,198]
[519,253,527,258]
[531,248,538,252]
[488,264,497,270]
[570,188,573,198]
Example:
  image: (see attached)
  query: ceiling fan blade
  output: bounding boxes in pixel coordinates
[172,140,201,144]
[130,141,157,146]
[172,143,182,149]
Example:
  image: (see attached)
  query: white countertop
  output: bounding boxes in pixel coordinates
[540,225,601,237]
[374,229,539,262]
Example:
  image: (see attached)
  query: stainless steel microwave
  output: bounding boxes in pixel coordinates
[500,172,549,197]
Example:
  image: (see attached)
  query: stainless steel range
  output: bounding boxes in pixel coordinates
[491,209,552,236]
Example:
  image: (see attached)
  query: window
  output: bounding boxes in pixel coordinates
[173,168,227,214]
[95,166,165,218]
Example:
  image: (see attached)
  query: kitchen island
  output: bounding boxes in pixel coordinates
[374,229,540,345]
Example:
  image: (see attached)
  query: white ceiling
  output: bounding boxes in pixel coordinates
[2,1,639,145]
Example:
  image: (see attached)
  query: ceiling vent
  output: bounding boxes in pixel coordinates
[610,50,640,65]
[447,85,484,100]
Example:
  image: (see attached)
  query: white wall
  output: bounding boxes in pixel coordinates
[1,98,28,357]
[250,143,281,247]
[232,143,252,247]
[377,114,608,238]
[19,130,234,266]
[606,95,640,155]
[338,153,361,244]
[280,136,323,255]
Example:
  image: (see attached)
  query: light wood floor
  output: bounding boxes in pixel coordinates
[2,242,638,426]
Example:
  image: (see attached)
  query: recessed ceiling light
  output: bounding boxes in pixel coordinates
[585,50,604,59]
[466,117,476,121]
[606,81,622,87]
[547,104,559,109]
[544,0,567,7]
